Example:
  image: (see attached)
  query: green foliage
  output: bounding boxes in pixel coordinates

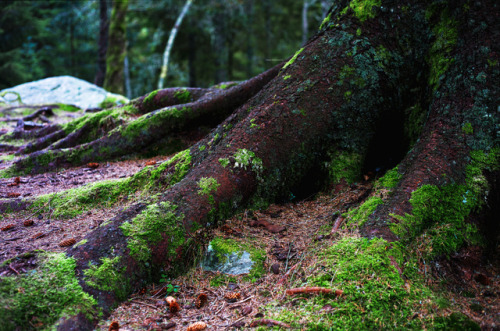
[0,252,98,329]
[84,256,129,300]
[120,201,185,262]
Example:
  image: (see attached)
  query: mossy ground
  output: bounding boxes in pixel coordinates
[0,252,98,330]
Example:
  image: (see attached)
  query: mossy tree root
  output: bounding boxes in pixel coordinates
[2,65,281,177]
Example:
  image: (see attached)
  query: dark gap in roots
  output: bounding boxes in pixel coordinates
[362,108,410,176]
[286,162,329,202]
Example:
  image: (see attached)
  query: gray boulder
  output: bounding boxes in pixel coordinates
[0,76,128,109]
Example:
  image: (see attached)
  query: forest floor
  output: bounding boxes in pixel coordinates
[0,117,498,330]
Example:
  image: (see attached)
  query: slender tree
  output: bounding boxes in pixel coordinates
[157,0,193,89]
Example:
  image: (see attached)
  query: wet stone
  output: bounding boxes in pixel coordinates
[200,243,254,275]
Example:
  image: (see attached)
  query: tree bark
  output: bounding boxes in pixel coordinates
[0,1,498,329]
[103,0,128,95]
[94,0,109,87]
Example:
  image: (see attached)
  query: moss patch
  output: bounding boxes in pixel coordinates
[326,150,363,185]
[120,201,185,262]
[283,48,304,70]
[84,256,129,300]
[265,237,438,329]
[390,148,499,259]
[0,252,98,329]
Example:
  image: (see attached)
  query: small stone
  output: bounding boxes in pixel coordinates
[271,263,281,274]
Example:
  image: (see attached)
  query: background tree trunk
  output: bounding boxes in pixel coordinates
[94,0,108,87]
[103,0,128,95]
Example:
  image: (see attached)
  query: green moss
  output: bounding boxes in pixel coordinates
[462,122,474,135]
[56,103,81,112]
[84,256,129,300]
[283,74,292,80]
[198,145,206,151]
[326,150,363,185]
[0,252,98,329]
[427,11,458,91]
[143,90,159,108]
[149,149,191,184]
[74,239,88,248]
[390,148,499,259]
[376,166,402,189]
[173,88,191,103]
[0,154,15,162]
[268,237,433,329]
[404,104,427,146]
[349,0,382,22]
[345,196,384,229]
[283,48,304,70]
[219,158,230,168]
[319,12,332,30]
[197,177,220,196]
[120,201,185,262]
[233,148,264,181]
[99,94,128,109]
[249,118,260,129]
[31,178,130,219]
[122,106,190,140]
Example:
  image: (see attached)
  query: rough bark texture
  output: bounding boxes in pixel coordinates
[0,0,498,329]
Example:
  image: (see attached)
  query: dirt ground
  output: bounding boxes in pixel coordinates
[0,118,498,330]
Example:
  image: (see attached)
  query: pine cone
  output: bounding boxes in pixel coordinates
[195,293,208,308]
[23,219,34,227]
[59,238,76,247]
[1,224,15,231]
[7,192,21,198]
[186,321,207,331]
[87,162,99,169]
[166,296,180,313]
[145,160,156,166]
[224,292,241,302]
[108,321,119,331]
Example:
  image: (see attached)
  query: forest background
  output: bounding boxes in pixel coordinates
[0,0,329,97]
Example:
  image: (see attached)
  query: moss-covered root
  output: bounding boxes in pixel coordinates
[132,87,214,114]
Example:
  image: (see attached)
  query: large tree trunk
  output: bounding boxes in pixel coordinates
[0,0,498,329]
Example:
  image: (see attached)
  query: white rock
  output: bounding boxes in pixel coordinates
[0,76,128,109]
